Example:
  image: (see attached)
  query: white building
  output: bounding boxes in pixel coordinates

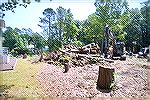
[0,19,10,64]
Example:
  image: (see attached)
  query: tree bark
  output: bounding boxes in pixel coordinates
[97,66,115,90]
[23,53,27,59]
[39,49,43,62]
[147,56,150,62]
[63,63,69,73]
[147,45,150,62]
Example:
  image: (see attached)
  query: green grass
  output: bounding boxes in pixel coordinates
[0,57,45,98]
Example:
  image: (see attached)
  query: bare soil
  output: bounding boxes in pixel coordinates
[37,57,149,99]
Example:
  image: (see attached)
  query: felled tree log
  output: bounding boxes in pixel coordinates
[97,66,115,90]
[90,49,97,54]
[104,59,114,63]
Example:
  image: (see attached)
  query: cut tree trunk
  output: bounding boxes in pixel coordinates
[39,49,43,62]
[148,45,150,62]
[97,66,115,90]
[147,56,150,62]
[23,53,27,59]
[63,63,69,73]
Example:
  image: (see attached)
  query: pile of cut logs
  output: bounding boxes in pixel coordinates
[43,43,115,90]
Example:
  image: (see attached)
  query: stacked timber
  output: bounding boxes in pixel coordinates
[41,43,115,74]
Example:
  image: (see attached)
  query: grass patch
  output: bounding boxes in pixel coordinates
[0,57,46,98]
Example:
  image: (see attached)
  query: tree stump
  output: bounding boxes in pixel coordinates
[39,53,43,62]
[63,63,69,73]
[97,66,115,90]
[147,55,150,62]
[23,54,27,59]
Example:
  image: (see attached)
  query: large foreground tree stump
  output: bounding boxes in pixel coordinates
[97,66,115,90]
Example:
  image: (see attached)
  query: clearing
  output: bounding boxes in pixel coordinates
[0,56,150,100]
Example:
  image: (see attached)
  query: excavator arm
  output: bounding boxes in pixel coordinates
[104,25,117,58]
[104,25,125,59]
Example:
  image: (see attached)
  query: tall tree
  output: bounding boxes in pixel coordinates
[3,27,18,51]
[140,0,150,47]
[31,32,46,51]
[20,34,32,45]
[56,6,66,43]
[3,27,29,55]
[80,14,103,44]
[63,8,79,44]
[94,0,129,31]
[78,0,129,45]
[38,8,56,51]
[93,0,129,44]
[125,8,143,52]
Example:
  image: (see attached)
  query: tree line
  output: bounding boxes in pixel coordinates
[2,0,150,56]
[2,27,46,56]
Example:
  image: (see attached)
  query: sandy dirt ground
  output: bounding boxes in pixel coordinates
[1,56,150,100]
[37,57,150,99]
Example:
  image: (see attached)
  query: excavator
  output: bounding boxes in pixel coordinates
[102,25,126,60]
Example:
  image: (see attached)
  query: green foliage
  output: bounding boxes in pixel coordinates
[10,49,18,57]
[58,55,71,64]
[124,8,144,51]
[3,27,18,51]
[63,20,79,43]
[39,6,79,51]
[79,16,103,44]
[77,0,129,46]
[2,0,150,55]
[11,47,30,57]
[72,40,84,47]
[20,34,32,45]
[2,27,28,53]
[116,32,127,42]
[2,27,46,57]
[56,7,79,44]
[95,0,129,39]
[110,72,118,89]
[48,38,62,52]
[140,0,150,47]
[31,32,46,50]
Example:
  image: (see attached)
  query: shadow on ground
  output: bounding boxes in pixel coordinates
[0,84,14,99]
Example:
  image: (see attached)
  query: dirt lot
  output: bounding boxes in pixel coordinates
[37,56,150,100]
[0,56,150,100]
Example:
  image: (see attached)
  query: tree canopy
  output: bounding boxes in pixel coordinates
[1,0,150,56]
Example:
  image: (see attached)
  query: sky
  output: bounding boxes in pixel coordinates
[1,0,148,33]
